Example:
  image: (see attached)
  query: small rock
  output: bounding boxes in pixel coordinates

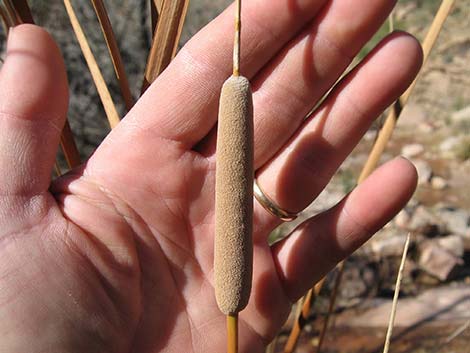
[434,206,470,238]
[401,143,425,158]
[364,130,376,141]
[370,233,409,257]
[440,136,461,153]
[419,241,463,281]
[408,206,444,236]
[417,122,434,133]
[411,159,433,185]
[437,235,464,257]
[348,285,470,327]
[398,103,426,127]
[395,208,412,228]
[431,176,448,190]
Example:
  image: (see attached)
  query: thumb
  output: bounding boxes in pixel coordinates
[0,24,68,198]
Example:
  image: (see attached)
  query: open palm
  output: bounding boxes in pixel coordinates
[0,1,422,352]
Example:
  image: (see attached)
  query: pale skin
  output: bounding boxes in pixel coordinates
[0,0,423,352]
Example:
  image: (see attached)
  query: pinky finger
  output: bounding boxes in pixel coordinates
[272,157,417,302]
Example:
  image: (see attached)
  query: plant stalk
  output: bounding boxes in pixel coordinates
[63,0,121,129]
[283,278,325,353]
[227,314,238,353]
[382,233,411,353]
[141,0,189,93]
[90,0,134,111]
[10,0,33,23]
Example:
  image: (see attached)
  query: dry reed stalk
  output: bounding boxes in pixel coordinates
[141,0,189,93]
[388,12,394,33]
[3,0,20,25]
[63,0,120,129]
[382,233,411,353]
[10,0,33,23]
[54,162,62,177]
[289,3,456,351]
[442,320,470,346]
[60,120,81,168]
[316,265,343,353]
[150,0,164,35]
[266,337,278,353]
[283,278,325,353]
[0,5,12,33]
[90,0,134,111]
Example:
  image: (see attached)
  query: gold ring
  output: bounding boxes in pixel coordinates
[253,179,298,222]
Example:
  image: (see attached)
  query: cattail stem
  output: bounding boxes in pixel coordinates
[91,0,134,111]
[233,0,241,77]
[227,314,239,353]
[283,278,325,353]
[382,233,411,353]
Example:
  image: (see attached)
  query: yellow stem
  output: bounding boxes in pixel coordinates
[284,278,325,353]
[233,0,241,76]
[227,314,238,353]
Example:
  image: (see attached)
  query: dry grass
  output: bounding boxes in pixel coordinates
[63,0,120,129]
[141,0,189,93]
[382,233,411,353]
[91,0,134,111]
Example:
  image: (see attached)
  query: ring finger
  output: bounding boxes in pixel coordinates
[254,32,423,235]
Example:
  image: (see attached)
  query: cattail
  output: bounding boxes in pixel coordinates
[214,2,252,352]
[214,75,254,315]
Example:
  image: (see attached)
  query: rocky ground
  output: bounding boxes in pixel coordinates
[0,0,469,352]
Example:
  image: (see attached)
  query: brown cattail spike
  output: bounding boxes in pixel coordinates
[214,75,254,315]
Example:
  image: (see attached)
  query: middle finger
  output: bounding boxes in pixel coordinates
[200,0,397,164]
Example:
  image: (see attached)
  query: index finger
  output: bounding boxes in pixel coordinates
[124,0,329,148]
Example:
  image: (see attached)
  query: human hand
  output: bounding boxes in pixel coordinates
[0,1,422,352]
